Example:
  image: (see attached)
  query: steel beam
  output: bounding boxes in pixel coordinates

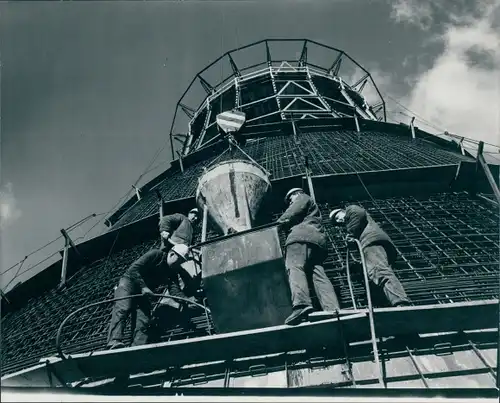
[198,75,214,94]
[227,53,240,77]
[179,103,195,119]
[265,40,272,65]
[299,40,308,67]
[329,52,343,76]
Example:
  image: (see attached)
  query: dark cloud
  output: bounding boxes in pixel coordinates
[464,44,498,70]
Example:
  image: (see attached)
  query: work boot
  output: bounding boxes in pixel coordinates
[285,306,314,326]
[308,310,336,321]
[107,341,126,350]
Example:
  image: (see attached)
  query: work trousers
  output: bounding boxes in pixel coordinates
[285,242,340,311]
[107,277,151,347]
[363,244,411,306]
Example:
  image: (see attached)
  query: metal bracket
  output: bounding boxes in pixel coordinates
[433,342,453,356]
[249,363,268,377]
[189,372,208,385]
[59,228,80,288]
[45,360,68,388]
[132,185,141,201]
[410,117,416,140]
[154,189,164,218]
[449,161,463,188]
[476,141,500,203]
[353,108,360,133]
[370,348,390,362]
[176,150,185,173]
[308,356,327,369]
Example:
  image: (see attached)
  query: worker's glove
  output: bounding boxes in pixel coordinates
[276,219,286,229]
[159,298,181,309]
[141,287,154,297]
[179,298,200,313]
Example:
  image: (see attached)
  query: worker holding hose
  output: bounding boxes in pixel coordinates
[278,188,341,326]
[329,205,411,308]
[106,244,192,350]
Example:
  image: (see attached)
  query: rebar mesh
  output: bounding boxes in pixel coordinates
[112,130,471,228]
[157,330,498,389]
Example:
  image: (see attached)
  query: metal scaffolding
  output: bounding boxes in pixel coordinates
[2,190,498,379]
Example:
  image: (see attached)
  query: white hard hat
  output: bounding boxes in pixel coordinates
[285,188,303,203]
[171,243,189,260]
[189,208,199,215]
[329,208,344,221]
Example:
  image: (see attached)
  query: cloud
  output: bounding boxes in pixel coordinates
[390,0,500,146]
[0,182,22,231]
[391,0,433,30]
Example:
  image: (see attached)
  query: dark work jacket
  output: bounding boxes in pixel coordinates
[159,213,194,245]
[278,193,327,250]
[345,205,397,263]
[123,249,169,291]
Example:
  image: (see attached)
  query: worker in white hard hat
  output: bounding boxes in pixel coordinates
[157,243,200,308]
[159,208,200,251]
[277,188,340,326]
[106,243,194,350]
[329,206,411,307]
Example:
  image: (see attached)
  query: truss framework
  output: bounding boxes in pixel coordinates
[167,39,387,157]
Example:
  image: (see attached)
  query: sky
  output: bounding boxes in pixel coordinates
[1,0,499,292]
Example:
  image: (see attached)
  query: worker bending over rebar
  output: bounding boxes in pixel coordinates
[159,208,199,252]
[278,188,341,326]
[330,205,411,307]
[106,244,191,350]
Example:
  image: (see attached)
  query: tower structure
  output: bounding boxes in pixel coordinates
[1,40,499,394]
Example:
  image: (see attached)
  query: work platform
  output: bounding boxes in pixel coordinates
[2,299,497,388]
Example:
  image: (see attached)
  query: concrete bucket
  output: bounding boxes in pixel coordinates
[196,159,271,235]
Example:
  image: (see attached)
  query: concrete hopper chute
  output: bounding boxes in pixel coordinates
[196,159,271,236]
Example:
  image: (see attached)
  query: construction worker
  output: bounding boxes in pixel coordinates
[106,244,190,350]
[278,188,341,326]
[150,250,205,340]
[159,208,199,251]
[329,205,411,307]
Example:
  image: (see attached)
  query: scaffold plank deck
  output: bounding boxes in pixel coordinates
[1,300,497,387]
[374,299,499,337]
